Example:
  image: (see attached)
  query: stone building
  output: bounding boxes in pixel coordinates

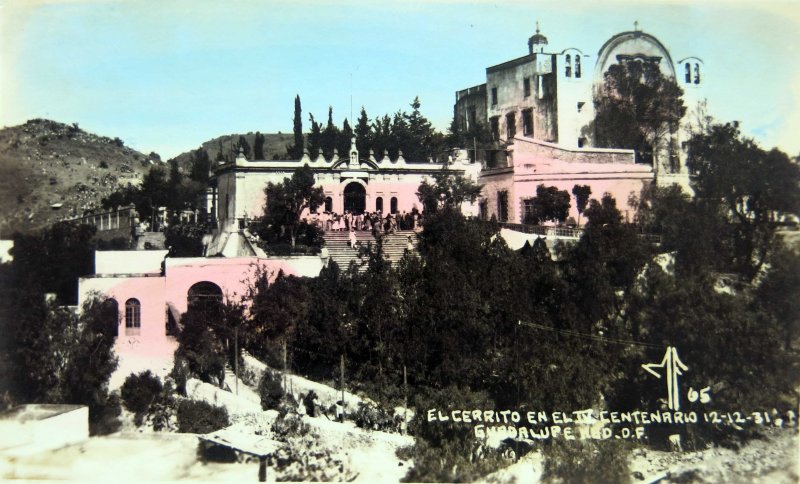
[455,24,704,223]
[210,139,481,231]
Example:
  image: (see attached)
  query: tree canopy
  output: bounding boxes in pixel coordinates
[593,60,686,169]
[260,164,325,248]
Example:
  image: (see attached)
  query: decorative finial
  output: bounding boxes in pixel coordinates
[536,21,540,34]
[634,20,639,32]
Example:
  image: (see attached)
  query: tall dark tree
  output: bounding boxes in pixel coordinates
[289,95,304,159]
[404,96,442,162]
[189,148,212,185]
[322,106,339,158]
[253,132,266,160]
[571,184,592,227]
[337,118,354,159]
[307,114,322,159]
[593,60,686,168]
[355,107,371,156]
[235,135,251,159]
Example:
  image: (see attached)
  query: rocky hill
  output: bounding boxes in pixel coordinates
[0,119,157,235]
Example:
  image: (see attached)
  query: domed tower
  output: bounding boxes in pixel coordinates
[528,22,548,54]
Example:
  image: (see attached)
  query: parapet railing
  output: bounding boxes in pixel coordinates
[499,222,661,244]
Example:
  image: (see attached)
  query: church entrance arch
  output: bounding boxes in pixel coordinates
[343,182,366,214]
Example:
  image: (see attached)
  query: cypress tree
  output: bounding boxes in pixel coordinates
[290,95,304,159]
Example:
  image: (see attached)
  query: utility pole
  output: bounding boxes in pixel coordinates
[283,339,288,393]
[340,354,345,423]
[234,325,239,395]
[403,365,408,435]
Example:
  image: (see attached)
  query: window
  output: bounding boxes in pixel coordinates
[523,78,531,97]
[390,197,398,214]
[685,63,691,83]
[376,196,383,212]
[522,198,536,224]
[538,75,544,99]
[694,63,701,84]
[479,199,488,220]
[125,298,140,335]
[506,113,516,140]
[468,108,477,129]
[578,137,586,148]
[577,101,585,113]
[324,196,333,212]
[575,56,582,78]
[497,191,509,222]
[522,109,533,137]
[565,54,572,77]
[188,282,223,311]
[490,117,500,140]
[491,87,498,106]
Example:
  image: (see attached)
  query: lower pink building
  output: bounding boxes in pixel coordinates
[78,250,326,367]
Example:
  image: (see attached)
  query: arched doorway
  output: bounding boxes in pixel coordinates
[188,281,223,312]
[343,182,366,214]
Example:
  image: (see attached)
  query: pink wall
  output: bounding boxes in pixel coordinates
[80,255,322,360]
[80,275,174,358]
[164,257,304,316]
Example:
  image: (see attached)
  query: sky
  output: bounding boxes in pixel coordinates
[1,0,799,159]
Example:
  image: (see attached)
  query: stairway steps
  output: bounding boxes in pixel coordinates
[323,231,419,272]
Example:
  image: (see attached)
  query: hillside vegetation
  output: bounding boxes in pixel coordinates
[171,132,295,167]
[0,119,155,235]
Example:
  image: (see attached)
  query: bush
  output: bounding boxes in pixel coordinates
[258,369,285,410]
[352,402,399,432]
[177,400,229,434]
[400,439,507,483]
[271,411,311,441]
[121,371,163,417]
[542,439,631,484]
[89,393,122,436]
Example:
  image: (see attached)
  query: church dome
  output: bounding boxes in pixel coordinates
[528,23,548,53]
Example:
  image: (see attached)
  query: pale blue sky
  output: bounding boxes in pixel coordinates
[2,0,799,159]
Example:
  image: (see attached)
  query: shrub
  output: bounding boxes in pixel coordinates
[353,402,399,432]
[177,400,229,434]
[121,371,163,418]
[271,411,310,441]
[89,393,122,436]
[258,369,285,410]
[542,439,631,484]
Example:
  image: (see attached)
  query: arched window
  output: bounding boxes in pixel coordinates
[565,54,572,77]
[685,63,691,83]
[188,281,223,312]
[125,298,141,335]
[694,63,701,84]
[324,196,332,212]
[575,56,581,78]
[376,197,384,213]
[390,197,398,214]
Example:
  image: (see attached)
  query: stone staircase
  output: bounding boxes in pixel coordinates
[323,230,419,272]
